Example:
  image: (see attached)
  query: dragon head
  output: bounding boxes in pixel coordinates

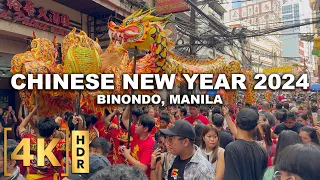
[108,9,171,51]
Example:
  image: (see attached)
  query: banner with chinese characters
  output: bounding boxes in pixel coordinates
[0,0,81,36]
[263,66,293,74]
[155,0,189,15]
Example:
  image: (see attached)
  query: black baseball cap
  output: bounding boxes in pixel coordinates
[159,120,196,141]
[237,108,259,121]
[67,154,111,179]
[236,108,259,131]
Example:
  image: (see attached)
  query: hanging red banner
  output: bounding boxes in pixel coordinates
[0,0,73,36]
[155,0,189,15]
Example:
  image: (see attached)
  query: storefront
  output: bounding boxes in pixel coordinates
[0,0,137,111]
[0,0,87,111]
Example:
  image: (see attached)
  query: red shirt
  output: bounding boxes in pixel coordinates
[296,110,305,114]
[184,114,210,125]
[267,143,277,166]
[149,118,159,137]
[95,121,108,139]
[107,124,132,165]
[129,124,156,178]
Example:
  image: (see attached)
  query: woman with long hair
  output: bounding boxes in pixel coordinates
[296,113,310,126]
[263,130,302,180]
[299,126,319,145]
[200,124,225,180]
[274,144,320,180]
[255,123,276,166]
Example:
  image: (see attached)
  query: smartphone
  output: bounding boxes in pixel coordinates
[312,113,318,125]
[153,143,160,151]
[153,143,162,162]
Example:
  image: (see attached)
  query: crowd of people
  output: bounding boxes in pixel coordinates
[1,92,320,180]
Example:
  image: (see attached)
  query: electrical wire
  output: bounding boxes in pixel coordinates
[218,0,258,4]
[120,0,317,62]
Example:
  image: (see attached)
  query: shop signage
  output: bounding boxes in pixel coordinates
[155,0,189,15]
[263,66,293,74]
[0,0,73,36]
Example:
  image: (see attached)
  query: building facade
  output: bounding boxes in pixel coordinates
[0,0,89,109]
[168,0,229,60]
[281,0,315,82]
[228,0,282,73]
[0,0,152,109]
[310,0,320,82]
[281,0,300,58]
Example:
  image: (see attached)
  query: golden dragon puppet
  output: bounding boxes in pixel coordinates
[103,9,256,104]
[10,9,255,117]
[11,33,78,116]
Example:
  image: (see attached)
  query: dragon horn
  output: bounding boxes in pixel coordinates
[95,38,99,43]
[149,7,156,12]
[136,9,144,16]
[163,14,172,20]
[151,14,172,22]
[128,9,142,19]
[32,31,36,39]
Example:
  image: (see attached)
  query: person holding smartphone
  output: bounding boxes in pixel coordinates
[3,106,17,139]
[119,106,156,178]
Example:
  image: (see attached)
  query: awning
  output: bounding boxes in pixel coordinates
[53,0,115,16]
[310,83,320,92]
[207,90,217,96]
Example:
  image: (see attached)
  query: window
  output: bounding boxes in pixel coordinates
[294,8,299,16]
[282,5,292,14]
[283,14,293,21]
[317,10,320,18]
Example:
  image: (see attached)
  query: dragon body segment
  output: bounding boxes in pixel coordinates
[108,9,241,78]
[11,36,76,116]
[11,9,254,116]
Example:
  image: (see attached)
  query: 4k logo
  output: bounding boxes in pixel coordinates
[3,128,89,177]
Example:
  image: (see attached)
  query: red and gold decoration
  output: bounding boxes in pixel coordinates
[244,70,256,105]
[11,8,246,116]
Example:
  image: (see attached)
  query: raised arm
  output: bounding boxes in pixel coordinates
[17,105,37,135]
[18,102,24,122]
[222,106,237,137]
[121,105,131,130]
[11,110,17,123]
[102,110,119,128]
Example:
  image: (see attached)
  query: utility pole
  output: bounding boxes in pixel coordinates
[239,27,252,70]
[258,56,262,73]
[240,38,248,68]
[190,0,196,57]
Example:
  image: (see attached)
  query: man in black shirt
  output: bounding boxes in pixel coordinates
[212,113,234,148]
[224,108,267,180]
[158,120,214,180]
[274,111,305,135]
